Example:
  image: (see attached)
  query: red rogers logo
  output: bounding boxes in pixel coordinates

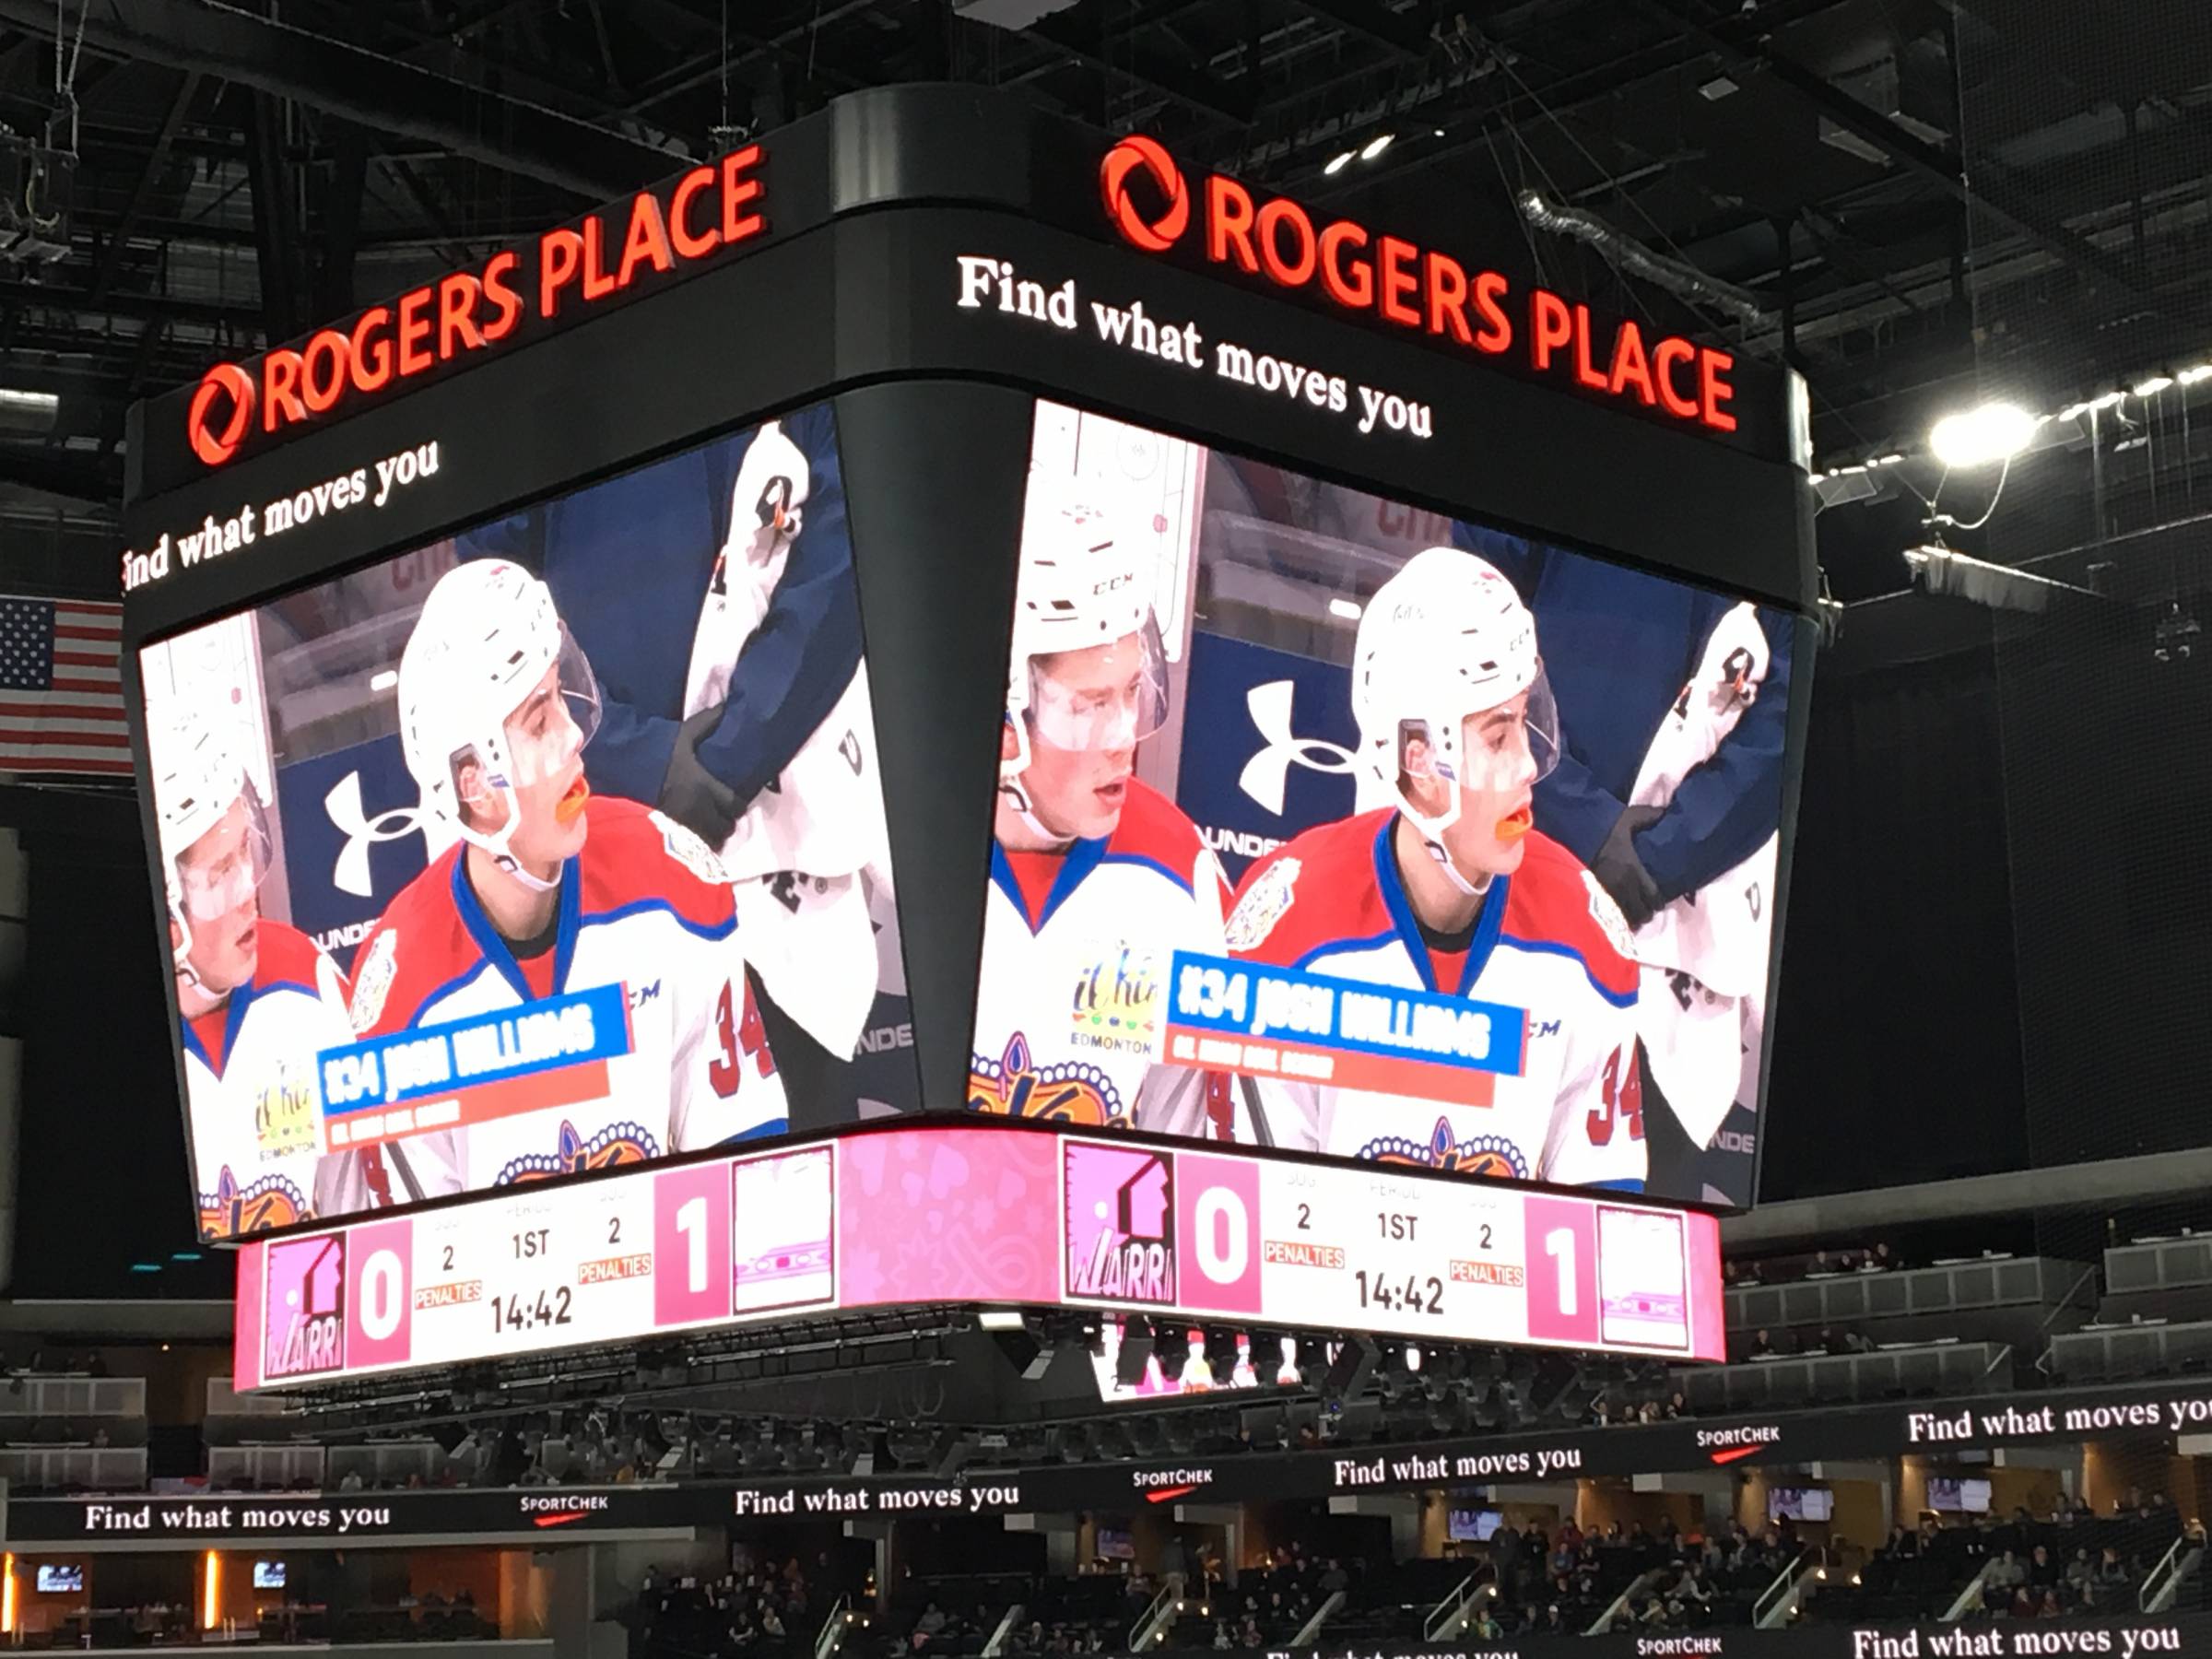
[1099,135,1189,253]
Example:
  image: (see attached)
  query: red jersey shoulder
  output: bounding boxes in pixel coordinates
[575,794,735,932]
[252,919,336,996]
[349,844,473,1037]
[1102,778,1206,886]
[1226,808,1393,964]
[1500,830,1639,998]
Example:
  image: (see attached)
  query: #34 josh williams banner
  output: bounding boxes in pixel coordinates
[138,400,908,1242]
[968,398,1794,1206]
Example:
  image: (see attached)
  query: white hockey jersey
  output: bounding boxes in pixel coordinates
[347,795,788,1189]
[185,920,356,1240]
[1226,810,1646,1190]
[970,779,1230,1137]
[1626,601,1778,1147]
[682,418,891,1057]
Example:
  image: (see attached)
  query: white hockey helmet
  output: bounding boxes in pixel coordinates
[1352,547,1560,891]
[152,703,271,982]
[1001,473,1168,812]
[396,559,602,891]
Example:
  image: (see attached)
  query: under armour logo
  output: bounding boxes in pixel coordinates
[324,770,426,898]
[1237,679,1355,816]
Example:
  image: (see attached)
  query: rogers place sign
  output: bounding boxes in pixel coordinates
[183,147,769,468]
[1099,134,1741,434]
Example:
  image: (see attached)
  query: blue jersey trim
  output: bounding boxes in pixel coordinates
[1369,816,1511,996]
[186,973,319,1078]
[1585,1177,1646,1193]
[449,851,583,1004]
[1497,934,1637,1008]
[1289,930,1399,972]
[719,1117,792,1145]
[578,896,736,944]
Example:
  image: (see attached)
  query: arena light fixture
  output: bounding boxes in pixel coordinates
[2133,372,2175,397]
[1927,401,2040,469]
[1324,151,1354,176]
[1328,596,1362,620]
[1360,132,1394,161]
[1404,1344,1422,1372]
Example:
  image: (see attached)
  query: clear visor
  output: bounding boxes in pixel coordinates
[500,627,603,788]
[1403,668,1562,794]
[1024,621,1169,754]
[173,789,273,921]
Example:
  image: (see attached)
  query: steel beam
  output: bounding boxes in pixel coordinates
[1635,0,2157,307]
[0,0,676,200]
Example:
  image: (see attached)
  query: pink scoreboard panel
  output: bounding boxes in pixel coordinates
[234,1124,1724,1390]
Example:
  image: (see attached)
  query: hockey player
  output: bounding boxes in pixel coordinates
[1225,547,1646,1190]
[156,707,356,1239]
[681,417,893,1065]
[350,559,787,1189]
[969,475,1230,1137]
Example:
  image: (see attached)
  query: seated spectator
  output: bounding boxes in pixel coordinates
[2065,1548,2095,1598]
[915,1603,948,1637]
[1472,1608,1503,1641]
[2029,1545,2057,1586]
[2097,1547,2129,1587]
[1748,1330,1775,1359]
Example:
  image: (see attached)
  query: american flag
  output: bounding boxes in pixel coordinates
[0,594,130,779]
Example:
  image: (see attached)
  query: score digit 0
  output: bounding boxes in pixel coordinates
[1175,1153,1263,1314]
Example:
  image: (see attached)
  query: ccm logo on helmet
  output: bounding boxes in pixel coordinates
[1097,136,1738,435]
[183,148,769,468]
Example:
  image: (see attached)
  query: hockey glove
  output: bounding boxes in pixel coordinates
[658,705,742,848]
[1593,803,1665,931]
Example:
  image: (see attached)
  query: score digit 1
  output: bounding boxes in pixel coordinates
[1175,1153,1263,1314]
[1521,1196,1599,1347]
[346,1218,416,1371]
[653,1162,733,1329]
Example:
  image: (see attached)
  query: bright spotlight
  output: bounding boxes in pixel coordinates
[1324,151,1354,175]
[1404,1344,1422,1371]
[2134,374,2175,397]
[1360,133,1394,160]
[1928,402,2040,469]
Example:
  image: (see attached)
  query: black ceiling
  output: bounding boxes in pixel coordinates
[0,0,2205,595]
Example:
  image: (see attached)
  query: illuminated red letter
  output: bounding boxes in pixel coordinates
[540,229,583,317]
[1206,176,1257,273]
[396,287,434,377]
[582,216,617,301]
[617,194,676,288]
[1423,251,1471,345]
[670,166,721,260]
[1376,237,1419,327]
[1471,271,1512,354]
[1572,306,1607,390]
[1606,321,1655,404]
[350,307,393,392]
[438,273,486,358]
[721,145,765,243]
[1700,347,1737,432]
[300,329,350,413]
[261,349,306,432]
[1653,338,1700,418]
[1319,221,1371,309]
[1530,290,1572,370]
[1256,199,1317,288]
[479,253,524,342]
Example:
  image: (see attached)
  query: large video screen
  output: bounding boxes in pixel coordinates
[140,401,907,1240]
[974,401,1794,1206]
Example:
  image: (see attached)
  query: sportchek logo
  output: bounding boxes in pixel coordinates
[521,1494,609,1526]
[1696,1424,1781,1464]
[1135,1467,1211,1502]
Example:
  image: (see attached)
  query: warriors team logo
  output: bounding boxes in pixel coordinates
[1360,1116,1530,1181]
[200,1166,309,1241]
[496,1118,660,1185]
[1063,1140,1176,1303]
[968,1033,1127,1127]
[263,1233,346,1380]
[1069,944,1162,1055]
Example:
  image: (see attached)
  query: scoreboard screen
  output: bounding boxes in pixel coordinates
[976,401,1795,1207]
[235,1120,1722,1389]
